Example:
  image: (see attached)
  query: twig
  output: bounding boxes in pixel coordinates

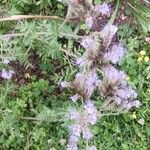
[0,31,89,39]
[0,32,47,38]
[60,32,88,39]
[19,116,40,121]
[0,15,64,22]
[127,3,137,11]
[108,0,120,25]
[19,116,66,122]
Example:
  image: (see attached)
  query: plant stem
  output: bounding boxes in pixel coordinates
[19,116,40,121]
[0,32,47,38]
[86,139,89,149]
[108,0,120,25]
[0,15,64,22]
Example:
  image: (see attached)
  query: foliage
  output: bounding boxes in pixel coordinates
[0,0,150,150]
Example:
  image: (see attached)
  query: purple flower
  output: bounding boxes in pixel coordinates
[81,37,94,51]
[115,97,122,105]
[67,143,78,150]
[76,57,86,67]
[84,72,99,98]
[70,94,80,103]
[67,123,80,150]
[95,79,101,87]
[84,101,98,125]
[104,44,125,64]
[103,66,127,85]
[69,134,79,143]
[84,101,96,114]
[69,109,80,120]
[99,3,110,14]
[82,127,93,140]
[1,69,14,80]
[85,72,98,87]
[116,86,137,100]
[101,25,118,38]
[101,25,118,47]
[86,16,93,29]
[126,102,133,109]
[75,72,84,81]
[95,3,110,15]
[69,124,81,137]
[67,134,78,150]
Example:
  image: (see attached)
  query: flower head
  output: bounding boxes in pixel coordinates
[101,25,118,47]
[76,57,86,67]
[74,71,98,99]
[104,44,125,64]
[82,127,93,140]
[85,72,98,87]
[84,100,98,125]
[103,66,127,85]
[67,134,78,150]
[1,69,14,80]
[69,109,80,120]
[69,124,81,137]
[81,36,94,51]
[67,143,78,150]
[95,3,110,15]
[116,86,137,100]
[86,16,93,29]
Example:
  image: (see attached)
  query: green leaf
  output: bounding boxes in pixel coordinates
[135,13,150,32]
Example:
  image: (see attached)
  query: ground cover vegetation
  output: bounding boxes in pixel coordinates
[0,0,150,150]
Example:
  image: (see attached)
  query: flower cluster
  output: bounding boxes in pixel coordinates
[1,69,14,80]
[60,0,141,149]
[72,71,98,100]
[104,44,125,64]
[99,66,140,111]
[68,0,110,30]
[1,58,14,80]
[67,101,98,150]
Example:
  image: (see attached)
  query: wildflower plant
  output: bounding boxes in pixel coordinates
[60,0,141,149]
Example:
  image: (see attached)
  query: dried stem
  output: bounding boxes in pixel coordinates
[0,15,64,22]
